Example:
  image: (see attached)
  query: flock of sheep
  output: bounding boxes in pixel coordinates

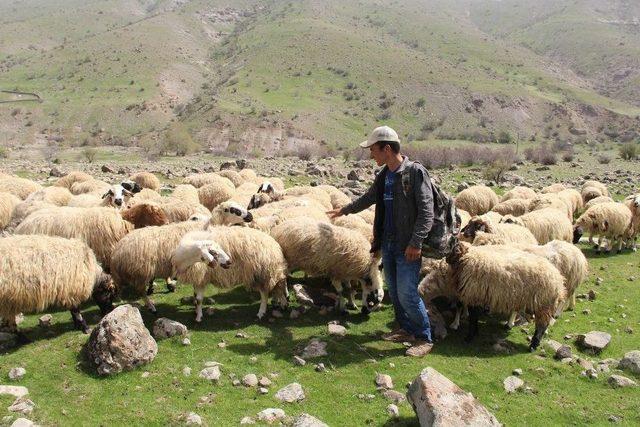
[0,168,638,352]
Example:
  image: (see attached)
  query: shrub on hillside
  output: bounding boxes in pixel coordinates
[81,147,98,163]
[403,145,516,170]
[146,123,201,157]
[598,154,611,164]
[482,159,511,183]
[619,142,638,160]
[497,130,513,144]
[524,143,557,165]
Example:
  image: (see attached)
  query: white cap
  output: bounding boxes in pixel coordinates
[359,125,400,148]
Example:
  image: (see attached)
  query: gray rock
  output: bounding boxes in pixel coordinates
[240,416,255,424]
[38,314,52,328]
[256,408,286,423]
[387,404,400,418]
[8,398,35,415]
[555,345,573,360]
[49,167,65,177]
[327,323,347,337]
[8,368,26,381]
[543,339,562,354]
[0,385,29,399]
[503,376,524,393]
[382,389,406,403]
[274,383,305,403]
[608,375,637,388]
[182,337,191,346]
[199,366,221,382]
[242,374,258,387]
[258,377,272,387]
[292,413,328,427]
[182,367,191,377]
[300,339,327,359]
[185,412,202,425]
[86,305,157,376]
[577,331,611,353]
[408,367,500,426]
[375,373,394,389]
[259,387,269,395]
[619,350,640,374]
[153,318,188,339]
[292,356,306,366]
[10,418,37,427]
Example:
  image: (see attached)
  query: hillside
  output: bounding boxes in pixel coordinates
[1,0,639,153]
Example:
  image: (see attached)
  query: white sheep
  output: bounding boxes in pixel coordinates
[500,208,573,244]
[0,235,116,339]
[183,173,235,189]
[584,195,614,211]
[129,172,161,191]
[500,186,537,202]
[0,175,42,200]
[171,227,289,321]
[541,183,566,194]
[0,192,22,230]
[198,182,235,210]
[218,169,245,187]
[491,198,530,217]
[528,194,572,219]
[581,180,609,204]
[318,185,352,209]
[454,185,499,216]
[574,202,633,253]
[623,194,640,251]
[461,216,538,245]
[54,171,93,189]
[70,179,111,195]
[557,189,583,218]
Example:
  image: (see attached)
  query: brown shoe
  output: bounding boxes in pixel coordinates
[382,328,416,343]
[405,340,433,357]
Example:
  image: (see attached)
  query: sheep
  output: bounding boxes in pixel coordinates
[332,214,373,241]
[0,175,42,200]
[456,209,471,229]
[15,206,133,271]
[172,227,289,321]
[7,200,56,229]
[207,201,254,228]
[423,241,566,350]
[454,185,499,216]
[24,186,73,206]
[623,194,640,251]
[581,180,609,203]
[238,168,258,182]
[130,188,163,203]
[284,186,333,210]
[67,184,133,209]
[246,182,286,210]
[129,172,161,191]
[557,188,583,218]
[573,202,632,253]
[357,209,375,225]
[500,186,537,202]
[584,195,614,211]
[183,173,234,189]
[528,194,572,219]
[491,198,530,217]
[54,171,93,189]
[198,182,235,210]
[256,177,284,191]
[121,203,169,229]
[318,185,352,209]
[110,220,205,313]
[172,184,200,205]
[70,179,111,195]
[137,198,210,223]
[271,218,384,314]
[541,183,566,194]
[501,208,573,244]
[0,235,117,338]
[218,169,245,187]
[461,216,537,245]
[0,192,22,229]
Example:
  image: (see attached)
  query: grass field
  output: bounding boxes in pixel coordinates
[1,242,639,426]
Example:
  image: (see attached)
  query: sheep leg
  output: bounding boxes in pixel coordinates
[506,311,517,329]
[257,289,268,320]
[70,307,89,334]
[146,280,155,296]
[616,237,624,254]
[331,280,347,315]
[588,233,594,245]
[465,306,481,343]
[194,288,204,322]
[346,280,358,310]
[144,295,157,316]
[166,277,177,292]
[450,302,464,330]
[530,313,552,351]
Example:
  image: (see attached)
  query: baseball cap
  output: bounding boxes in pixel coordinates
[359,125,400,148]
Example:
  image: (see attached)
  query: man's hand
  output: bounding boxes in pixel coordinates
[327,208,344,219]
[405,245,421,262]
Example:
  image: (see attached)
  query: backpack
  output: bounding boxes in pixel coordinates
[421,180,461,259]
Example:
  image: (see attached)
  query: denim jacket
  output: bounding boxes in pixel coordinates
[342,156,434,253]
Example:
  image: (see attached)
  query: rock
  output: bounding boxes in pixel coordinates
[274,383,305,403]
[577,358,594,370]
[289,309,300,319]
[185,412,202,425]
[153,318,188,339]
[235,159,247,169]
[258,377,272,387]
[8,368,26,381]
[577,331,611,353]
[588,290,597,300]
[512,368,523,376]
[101,165,115,173]
[240,416,255,424]
[327,323,347,337]
[608,375,637,388]
[38,314,52,328]
[219,161,235,170]
[292,356,306,366]
[259,387,269,394]
[235,332,248,339]
[8,398,35,415]
[619,351,640,374]
[256,408,286,423]
[242,374,258,387]
[314,363,326,372]
[596,277,603,285]
[382,389,406,403]
[182,337,191,346]
[457,182,469,192]
[608,415,622,423]
[387,404,400,418]
[375,373,394,389]
[425,303,448,340]
[49,166,65,177]
[555,345,573,360]
[0,386,29,399]
[86,305,157,376]
[199,366,221,382]
[292,413,329,427]
[503,376,524,393]
[11,418,36,427]
[300,339,327,359]
[543,339,562,354]
[182,367,191,377]
[408,367,500,426]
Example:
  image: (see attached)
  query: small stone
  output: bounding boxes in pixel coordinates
[375,373,394,389]
[10,418,36,427]
[271,309,283,318]
[8,398,35,415]
[582,309,591,315]
[185,412,202,425]
[259,387,269,395]
[512,369,523,376]
[8,368,26,381]
[182,367,191,377]
[555,345,572,360]
[314,363,326,372]
[217,341,226,349]
[291,413,329,427]
[235,332,248,338]
[232,379,241,387]
[564,334,573,340]
[0,385,29,399]
[588,290,596,301]
[327,323,347,337]
[292,356,306,366]
[577,331,611,353]
[182,337,191,346]
[619,350,640,374]
[608,415,622,423]
[240,416,255,424]
[543,339,562,354]
[300,339,327,359]
[242,374,258,387]
[289,309,300,319]
[560,357,573,364]
[596,277,604,285]
[249,356,258,363]
[382,389,406,403]
[258,377,272,387]
[198,366,221,382]
[586,368,598,379]
[503,376,524,393]
[38,314,52,328]
[141,371,150,378]
[256,408,286,423]
[387,404,400,418]
[577,358,594,370]
[274,383,305,403]
[627,276,635,282]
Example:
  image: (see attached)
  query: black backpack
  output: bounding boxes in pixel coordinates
[421,181,461,259]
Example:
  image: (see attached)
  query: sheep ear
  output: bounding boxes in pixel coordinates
[101,190,113,199]
[122,189,133,197]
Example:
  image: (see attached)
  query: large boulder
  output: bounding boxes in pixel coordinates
[152,318,188,339]
[86,305,157,375]
[407,367,500,426]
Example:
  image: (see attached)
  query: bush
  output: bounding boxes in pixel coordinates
[0,147,8,159]
[619,143,638,160]
[81,147,98,163]
[524,143,557,165]
[496,130,513,144]
[158,123,201,156]
[598,154,611,164]
[562,151,574,162]
[403,145,516,170]
[482,159,512,183]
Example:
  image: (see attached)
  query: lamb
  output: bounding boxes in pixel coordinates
[541,183,566,194]
[238,168,258,182]
[491,198,530,217]
[0,235,117,339]
[500,186,536,202]
[500,208,573,244]
[54,171,93,189]
[130,188,163,203]
[284,186,333,210]
[573,202,633,253]
[454,185,499,216]
[15,206,133,271]
[172,227,289,320]
[0,175,42,200]
[0,192,22,230]
[460,216,537,245]
[271,218,384,314]
[422,241,566,350]
[129,172,161,191]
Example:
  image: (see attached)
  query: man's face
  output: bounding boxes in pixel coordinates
[369,143,387,166]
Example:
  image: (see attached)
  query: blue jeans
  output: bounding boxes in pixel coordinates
[382,239,432,342]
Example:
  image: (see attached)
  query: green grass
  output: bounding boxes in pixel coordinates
[1,243,639,426]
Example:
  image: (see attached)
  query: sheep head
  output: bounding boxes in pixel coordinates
[248,192,271,210]
[418,259,456,302]
[461,216,491,241]
[92,272,117,316]
[212,201,254,226]
[102,185,134,208]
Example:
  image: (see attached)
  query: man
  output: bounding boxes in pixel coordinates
[328,125,435,357]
